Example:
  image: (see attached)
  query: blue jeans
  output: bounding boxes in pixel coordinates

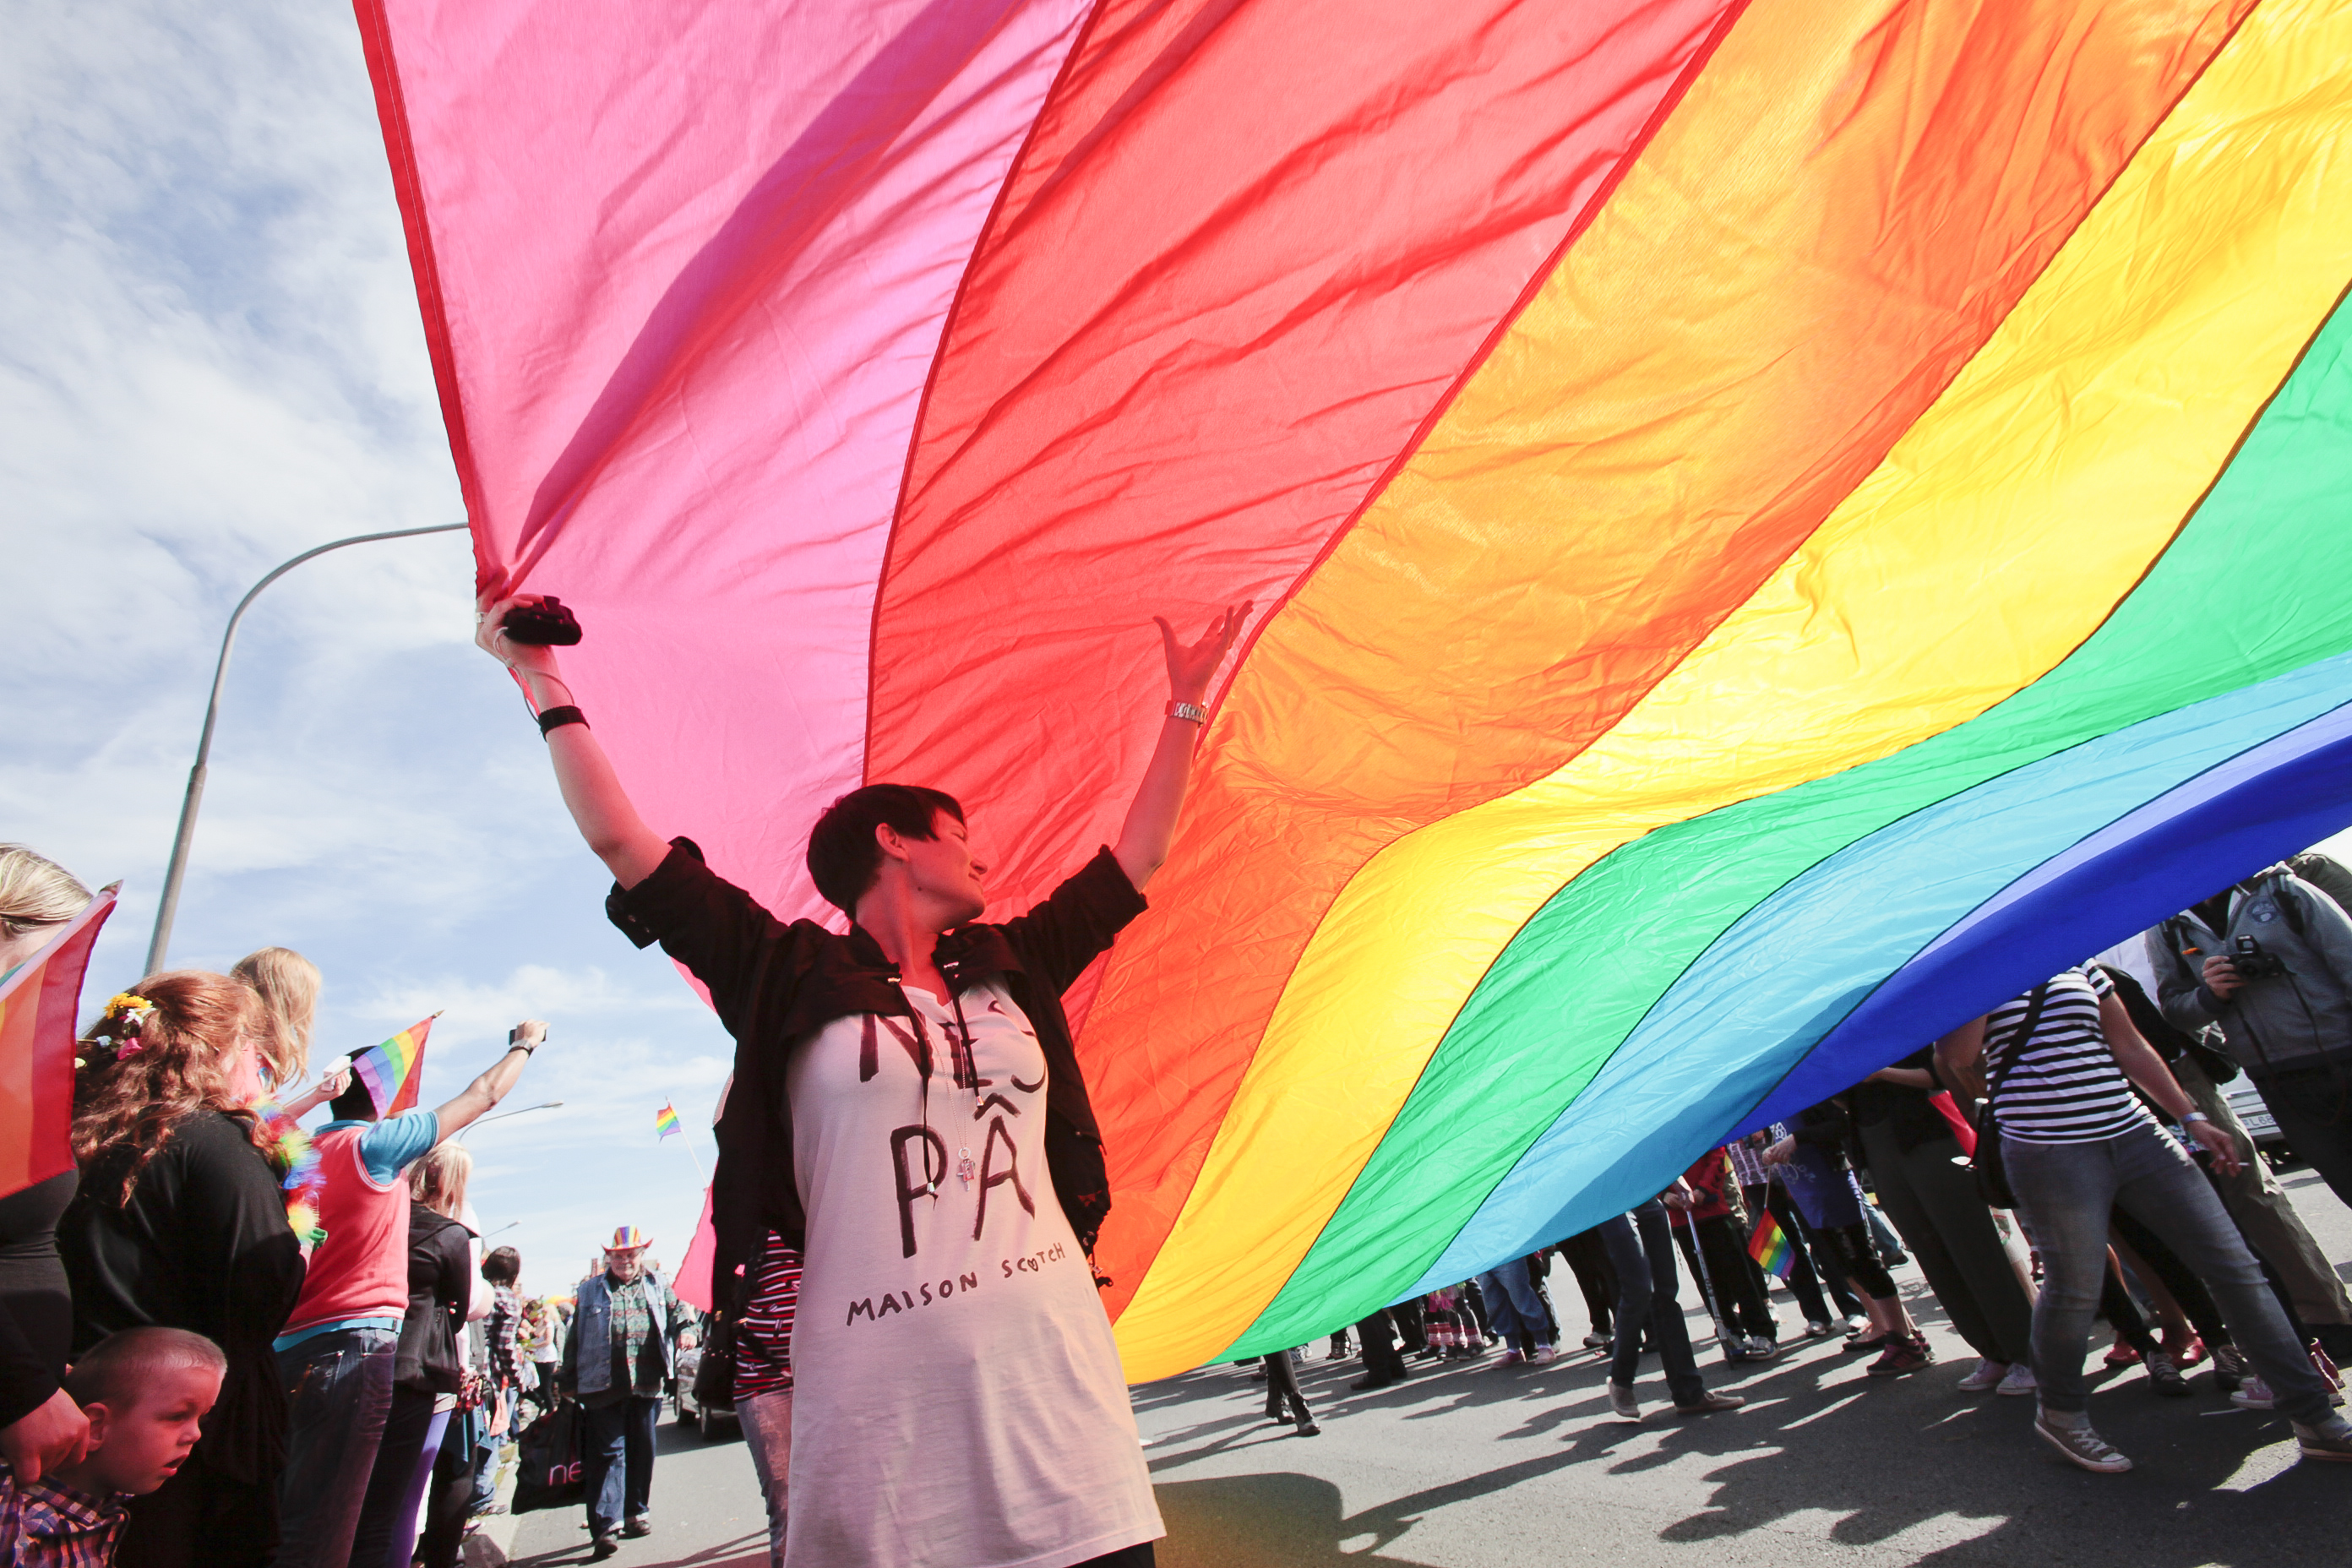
[2006,1121,2332,1420]
[736,1390,790,1568]
[580,1396,659,1535]
[1599,1204,1704,1402]
[1475,1259,1552,1350]
[275,1326,399,1568]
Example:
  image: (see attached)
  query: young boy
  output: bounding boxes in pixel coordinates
[0,1328,225,1568]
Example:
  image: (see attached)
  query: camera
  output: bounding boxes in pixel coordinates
[2230,934,2287,982]
[501,596,583,646]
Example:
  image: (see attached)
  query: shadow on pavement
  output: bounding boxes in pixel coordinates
[1157,1475,1438,1567]
[1148,1328,2348,1567]
[509,1529,768,1568]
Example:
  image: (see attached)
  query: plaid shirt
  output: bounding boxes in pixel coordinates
[0,1460,128,1568]
[486,1284,523,1387]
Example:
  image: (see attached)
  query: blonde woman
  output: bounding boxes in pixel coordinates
[0,844,89,978]
[0,846,95,1487]
[231,948,322,1097]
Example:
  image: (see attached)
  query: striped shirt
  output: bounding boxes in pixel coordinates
[732,1230,802,1402]
[1983,966,2153,1144]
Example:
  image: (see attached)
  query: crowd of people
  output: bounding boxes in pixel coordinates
[0,842,566,1568]
[9,587,2352,1568]
[1285,856,2352,1474]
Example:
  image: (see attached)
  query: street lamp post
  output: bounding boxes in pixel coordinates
[144,521,469,974]
[469,1101,564,1130]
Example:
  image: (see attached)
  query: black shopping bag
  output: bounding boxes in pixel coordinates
[510,1401,585,1515]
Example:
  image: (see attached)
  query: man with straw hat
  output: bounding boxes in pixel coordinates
[562,1226,686,1558]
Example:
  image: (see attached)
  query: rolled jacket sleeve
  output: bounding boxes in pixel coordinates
[607,839,825,1043]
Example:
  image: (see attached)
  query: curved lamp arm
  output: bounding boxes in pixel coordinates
[145,521,470,974]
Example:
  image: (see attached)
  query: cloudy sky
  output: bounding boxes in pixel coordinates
[5,0,730,1295]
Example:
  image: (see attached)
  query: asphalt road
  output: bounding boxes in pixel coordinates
[509,1164,2352,1568]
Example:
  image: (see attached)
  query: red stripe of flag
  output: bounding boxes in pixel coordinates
[0,886,117,1200]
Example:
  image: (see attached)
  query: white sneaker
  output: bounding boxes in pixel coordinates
[2233,1376,2276,1411]
[1957,1359,2006,1392]
[1997,1364,2039,1397]
[1529,1344,1558,1364]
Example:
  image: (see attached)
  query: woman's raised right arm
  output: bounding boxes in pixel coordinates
[476,594,670,889]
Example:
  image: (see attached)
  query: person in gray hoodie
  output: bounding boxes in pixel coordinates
[2148,862,2352,1214]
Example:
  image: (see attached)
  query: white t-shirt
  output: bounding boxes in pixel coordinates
[783,978,1162,1568]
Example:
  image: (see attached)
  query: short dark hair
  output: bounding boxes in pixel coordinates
[64,1327,226,1409]
[329,1079,378,1122]
[482,1245,521,1285]
[806,785,965,914]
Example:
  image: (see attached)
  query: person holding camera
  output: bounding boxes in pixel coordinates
[1936,964,2352,1473]
[2100,957,2352,1359]
[478,591,1249,1568]
[2148,865,2352,1215]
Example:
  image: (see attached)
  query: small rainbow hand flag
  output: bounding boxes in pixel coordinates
[350,1015,438,1118]
[1747,1210,1798,1280]
[655,1102,682,1141]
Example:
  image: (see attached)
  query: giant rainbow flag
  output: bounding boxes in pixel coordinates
[357,0,2352,1379]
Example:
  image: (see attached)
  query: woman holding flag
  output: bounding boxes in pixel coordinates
[273,1015,552,1568]
[477,591,1248,1568]
[0,845,99,1486]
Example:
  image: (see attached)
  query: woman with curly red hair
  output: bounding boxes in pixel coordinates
[57,970,308,1568]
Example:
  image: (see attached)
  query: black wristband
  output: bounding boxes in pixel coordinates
[537,705,587,738]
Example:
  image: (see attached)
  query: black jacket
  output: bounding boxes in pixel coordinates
[608,838,1146,1299]
[395,1203,473,1395]
[58,1111,305,1484]
[0,1170,77,1430]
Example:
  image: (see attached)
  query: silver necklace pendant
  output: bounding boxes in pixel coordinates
[956,1148,977,1190]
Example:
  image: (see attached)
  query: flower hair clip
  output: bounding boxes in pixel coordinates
[94,993,157,1056]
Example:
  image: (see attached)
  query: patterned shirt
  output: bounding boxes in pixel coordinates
[0,1460,127,1568]
[603,1277,663,1396]
[1984,966,2153,1144]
